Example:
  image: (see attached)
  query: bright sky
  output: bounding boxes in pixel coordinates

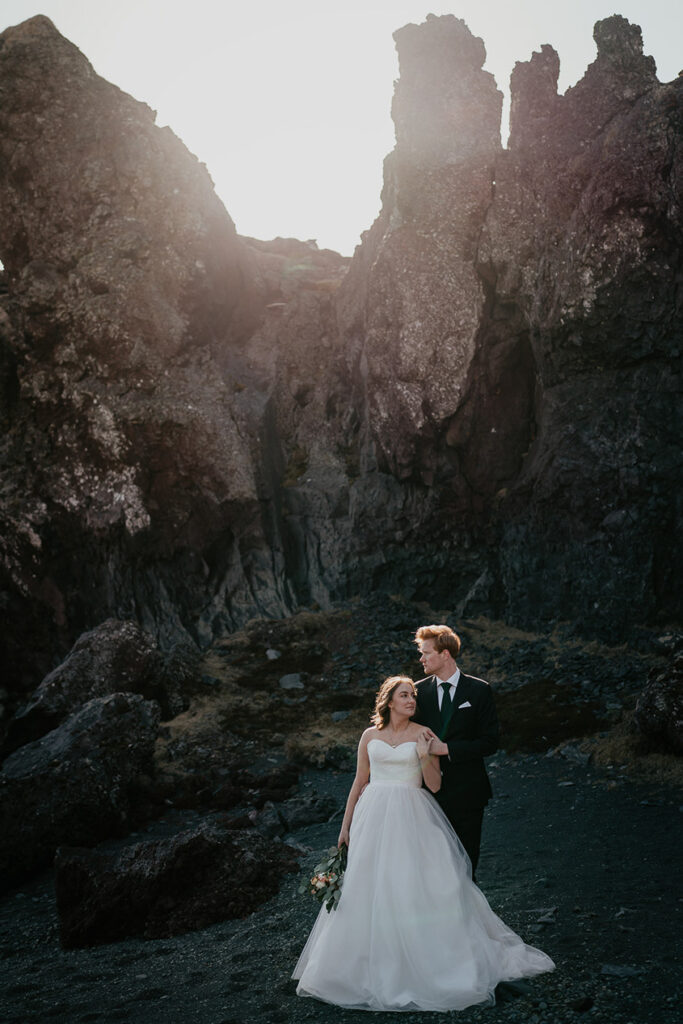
[2,1,681,255]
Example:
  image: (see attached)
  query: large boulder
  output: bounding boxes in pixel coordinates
[54,823,299,947]
[4,618,198,752]
[0,692,160,890]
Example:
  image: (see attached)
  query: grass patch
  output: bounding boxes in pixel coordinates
[580,709,683,786]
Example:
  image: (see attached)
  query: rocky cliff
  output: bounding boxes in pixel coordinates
[0,13,680,700]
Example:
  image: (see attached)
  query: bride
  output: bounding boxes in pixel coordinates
[293,676,555,1012]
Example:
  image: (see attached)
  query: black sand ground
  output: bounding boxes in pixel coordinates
[2,751,680,1024]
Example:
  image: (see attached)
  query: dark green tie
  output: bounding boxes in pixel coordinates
[440,681,453,724]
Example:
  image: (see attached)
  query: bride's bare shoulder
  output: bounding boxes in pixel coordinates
[361,726,380,739]
[360,726,380,745]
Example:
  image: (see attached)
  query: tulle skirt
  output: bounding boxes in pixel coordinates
[293,781,554,1012]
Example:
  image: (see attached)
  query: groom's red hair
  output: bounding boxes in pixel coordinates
[414,624,461,659]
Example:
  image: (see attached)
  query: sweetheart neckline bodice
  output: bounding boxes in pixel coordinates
[368,738,417,750]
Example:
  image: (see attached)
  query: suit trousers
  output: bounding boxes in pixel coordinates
[447,807,485,880]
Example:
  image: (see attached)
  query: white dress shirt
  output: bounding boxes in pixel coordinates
[436,668,461,709]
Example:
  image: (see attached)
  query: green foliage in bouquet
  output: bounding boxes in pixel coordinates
[299,845,348,912]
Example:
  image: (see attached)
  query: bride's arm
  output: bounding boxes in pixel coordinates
[417,730,441,792]
[337,731,372,847]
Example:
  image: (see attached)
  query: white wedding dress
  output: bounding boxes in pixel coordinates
[293,740,554,1012]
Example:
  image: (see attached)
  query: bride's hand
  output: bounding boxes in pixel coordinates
[338,825,350,848]
[416,730,432,759]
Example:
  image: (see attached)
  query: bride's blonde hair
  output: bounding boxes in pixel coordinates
[371,676,416,729]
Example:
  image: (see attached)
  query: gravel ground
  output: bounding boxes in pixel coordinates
[1,751,681,1024]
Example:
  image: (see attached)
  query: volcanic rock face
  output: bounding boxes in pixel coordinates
[0,14,284,690]
[483,17,681,631]
[0,13,680,702]
[344,15,505,482]
[336,12,682,630]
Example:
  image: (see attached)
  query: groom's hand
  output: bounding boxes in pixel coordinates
[429,738,449,756]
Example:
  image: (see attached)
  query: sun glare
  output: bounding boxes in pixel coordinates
[0,0,679,254]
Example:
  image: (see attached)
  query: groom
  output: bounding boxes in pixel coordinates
[413,624,499,879]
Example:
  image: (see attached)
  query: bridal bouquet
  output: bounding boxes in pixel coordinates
[299,845,348,912]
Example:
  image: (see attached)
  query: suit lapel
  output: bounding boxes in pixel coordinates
[453,673,471,707]
[427,675,458,740]
[419,674,472,737]
[421,676,441,731]
[442,673,472,737]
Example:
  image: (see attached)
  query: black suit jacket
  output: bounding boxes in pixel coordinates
[414,672,499,813]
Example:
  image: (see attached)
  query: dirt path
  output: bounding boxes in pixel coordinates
[2,751,680,1024]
